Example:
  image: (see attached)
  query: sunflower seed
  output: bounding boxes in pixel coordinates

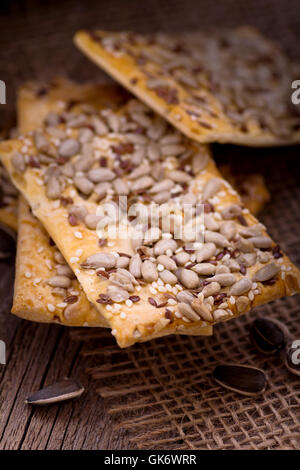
[213,309,230,321]
[107,285,129,302]
[61,161,74,178]
[192,151,209,174]
[252,262,280,282]
[220,221,236,240]
[178,302,200,321]
[47,275,72,289]
[34,131,49,152]
[88,168,115,183]
[11,152,26,173]
[112,178,129,195]
[141,260,158,282]
[191,263,216,276]
[236,295,250,313]
[248,236,272,249]
[44,112,61,127]
[207,273,236,287]
[236,237,255,253]
[154,238,177,256]
[129,253,142,278]
[191,299,213,322]
[147,141,161,161]
[109,272,134,292]
[82,253,116,269]
[84,214,103,230]
[168,170,192,184]
[237,253,257,267]
[239,225,263,238]
[58,139,80,158]
[127,163,150,180]
[74,175,94,195]
[230,278,252,295]
[251,317,288,355]
[116,256,130,269]
[78,128,94,143]
[26,378,84,405]
[56,265,75,278]
[144,227,161,245]
[196,243,216,262]
[201,281,221,297]
[285,341,300,377]
[131,176,154,192]
[94,182,111,200]
[46,176,61,199]
[213,364,267,396]
[74,154,94,172]
[204,214,220,231]
[204,231,230,247]
[221,204,242,220]
[178,268,199,289]
[91,115,109,135]
[161,144,185,156]
[159,269,178,285]
[152,192,170,204]
[156,255,177,271]
[174,251,190,266]
[203,178,222,200]
[150,179,174,194]
[175,291,193,305]
[69,204,88,221]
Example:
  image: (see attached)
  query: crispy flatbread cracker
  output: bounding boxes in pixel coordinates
[16,78,212,336]
[1,99,299,347]
[0,129,18,231]
[14,78,212,336]
[75,28,300,147]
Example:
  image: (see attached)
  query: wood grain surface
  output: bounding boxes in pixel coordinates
[0,0,299,450]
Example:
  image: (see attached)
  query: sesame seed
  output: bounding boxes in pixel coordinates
[157,279,164,286]
[125,299,133,307]
[74,231,83,239]
[45,259,52,270]
[70,257,79,263]
[157,264,164,272]
[248,291,254,301]
[37,246,44,253]
[111,329,117,336]
[150,287,157,295]
[162,232,172,239]
[33,277,42,286]
[75,249,83,257]
[168,298,177,305]
[158,286,166,293]
[47,303,55,312]
[120,312,127,319]
[107,241,115,247]
[113,303,121,311]
[57,302,67,308]
[229,296,236,305]
[25,271,32,279]
[106,305,113,311]
[152,282,158,288]
[136,285,141,292]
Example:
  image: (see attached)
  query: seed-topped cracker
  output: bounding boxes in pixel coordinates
[75,28,300,146]
[1,96,299,347]
[14,78,212,336]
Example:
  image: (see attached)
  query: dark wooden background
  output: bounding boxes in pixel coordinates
[0,0,299,450]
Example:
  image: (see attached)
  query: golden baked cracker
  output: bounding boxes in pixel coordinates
[0,130,18,232]
[15,78,212,336]
[75,28,300,147]
[219,165,270,215]
[1,99,299,347]
[14,196,108,326]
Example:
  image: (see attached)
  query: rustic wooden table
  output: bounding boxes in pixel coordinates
[0,0,300,451]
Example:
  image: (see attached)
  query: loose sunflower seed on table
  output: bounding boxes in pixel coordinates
[1,89,300,348]
[213,364,267,397]
[285,341,300,377]
[26,378,84,405]
[250,317,289,355]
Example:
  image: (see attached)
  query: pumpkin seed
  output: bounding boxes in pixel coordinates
[251,317,288,355]
[213,364,267,397]
[26,378,84,405]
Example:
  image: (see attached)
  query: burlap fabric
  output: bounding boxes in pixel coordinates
[1,0,300,450]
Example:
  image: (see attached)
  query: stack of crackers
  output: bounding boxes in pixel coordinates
[0,27,299,348]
